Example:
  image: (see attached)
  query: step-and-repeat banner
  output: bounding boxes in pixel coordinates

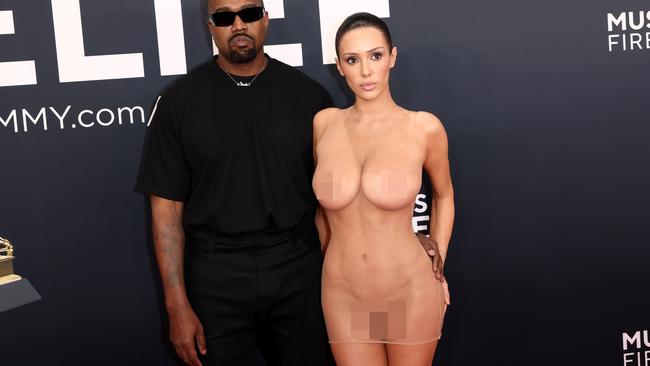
[1,0,649,365]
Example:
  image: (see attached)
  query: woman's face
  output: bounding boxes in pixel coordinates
[336,26,397,101]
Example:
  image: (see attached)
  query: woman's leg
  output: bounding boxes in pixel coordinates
[330,343,388,366]
[386,341,438,366]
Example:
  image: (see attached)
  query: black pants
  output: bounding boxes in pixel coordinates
[186,225,333,366]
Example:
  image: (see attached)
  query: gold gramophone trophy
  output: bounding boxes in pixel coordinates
[0,235,40,312]
[0,236,21,285]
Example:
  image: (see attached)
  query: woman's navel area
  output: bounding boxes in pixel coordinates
[322,233,428,299]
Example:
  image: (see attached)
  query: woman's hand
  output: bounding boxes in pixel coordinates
[416,233,445,282]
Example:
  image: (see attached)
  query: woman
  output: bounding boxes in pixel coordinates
[313,13,454,366]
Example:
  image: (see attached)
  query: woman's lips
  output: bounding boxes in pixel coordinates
[360,82,377,91]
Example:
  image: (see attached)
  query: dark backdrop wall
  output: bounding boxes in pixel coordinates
[1,0,649,365]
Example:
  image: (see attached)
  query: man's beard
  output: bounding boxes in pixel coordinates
[228,34,258,63]
[229,47,258,63]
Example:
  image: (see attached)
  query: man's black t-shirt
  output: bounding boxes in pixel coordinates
[136,56,333,236]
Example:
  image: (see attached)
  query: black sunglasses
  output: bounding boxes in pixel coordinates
[209,6,265,27]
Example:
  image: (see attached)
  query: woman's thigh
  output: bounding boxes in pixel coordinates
[330,343,388,366]
[386,341,438,366]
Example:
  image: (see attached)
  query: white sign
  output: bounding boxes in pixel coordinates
[0,0,392,86]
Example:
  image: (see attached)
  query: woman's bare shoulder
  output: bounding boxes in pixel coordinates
[314,107,345,138]
[315,107,344,123]
[410,111,447,140]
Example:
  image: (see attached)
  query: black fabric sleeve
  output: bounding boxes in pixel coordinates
[135,89,190,202]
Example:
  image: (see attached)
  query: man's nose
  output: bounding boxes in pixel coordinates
[232,15,248,32]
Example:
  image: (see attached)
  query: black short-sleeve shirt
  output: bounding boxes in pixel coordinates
[136,56,333,235]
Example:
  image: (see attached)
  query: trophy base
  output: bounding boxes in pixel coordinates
[0,277,41,312]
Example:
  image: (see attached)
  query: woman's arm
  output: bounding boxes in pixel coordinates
[312,108,335,254]
[315,207,331,254]
[421,113,455,263]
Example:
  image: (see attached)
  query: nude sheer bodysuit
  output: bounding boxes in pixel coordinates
[313,112,450,345]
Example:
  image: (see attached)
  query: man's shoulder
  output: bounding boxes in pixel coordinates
[162,59,214,98]
[269,58,326,93]
[185,58,215,80]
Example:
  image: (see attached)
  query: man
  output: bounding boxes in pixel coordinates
[136,1,444,365]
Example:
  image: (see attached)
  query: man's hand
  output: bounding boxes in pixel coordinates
[168,305,207,366]
[416,233,445,282]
